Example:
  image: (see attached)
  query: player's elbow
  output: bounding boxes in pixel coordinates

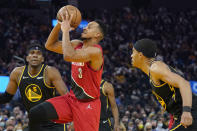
[177,79,190,89]
[184,80,190,86]
[45,43,56,53]
[45,42,51,51]
[184,80,191,89]
[63,54,73,62]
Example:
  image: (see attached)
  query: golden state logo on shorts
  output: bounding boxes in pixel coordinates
[25,84,42,102]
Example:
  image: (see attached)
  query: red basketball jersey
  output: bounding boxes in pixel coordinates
[70,43,103,100]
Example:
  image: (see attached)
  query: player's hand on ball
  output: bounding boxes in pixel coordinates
[181,112,193,128]
[59,11,73,33]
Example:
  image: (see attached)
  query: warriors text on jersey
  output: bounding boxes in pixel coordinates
[18,64,56,112]
[70,43,103,100]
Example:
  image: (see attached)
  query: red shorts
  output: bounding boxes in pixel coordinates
[47,93,101,131]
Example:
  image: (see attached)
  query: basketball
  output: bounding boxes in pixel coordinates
[57,5,82,29]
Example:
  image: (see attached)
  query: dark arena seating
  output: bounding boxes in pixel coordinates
[0,0,197,130]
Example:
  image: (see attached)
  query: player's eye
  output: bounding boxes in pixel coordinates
[37,51,42,55]
[29,51,34,54]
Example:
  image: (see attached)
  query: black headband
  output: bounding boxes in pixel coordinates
[27,45,44,55]
[30,46,42,50]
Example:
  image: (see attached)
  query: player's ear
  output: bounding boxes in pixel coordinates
[95,32,100,37]
[139,52,145,59]
[95,32,102,39]
[26,56,30,63]
[41,56,44,63]
[139,52,143,56]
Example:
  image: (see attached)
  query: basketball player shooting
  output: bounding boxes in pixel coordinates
[28,6,106,131]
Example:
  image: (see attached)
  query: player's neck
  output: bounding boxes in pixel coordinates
[28,65,42,76]
[140,58,155,76]
[83,38,99,47]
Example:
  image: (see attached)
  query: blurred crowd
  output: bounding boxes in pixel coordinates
[0,105,28,131]
[0,4,197,131]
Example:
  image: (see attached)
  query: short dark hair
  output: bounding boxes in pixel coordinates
[134,38,157,58]
[26,43,45,56]
[95,20,107,38]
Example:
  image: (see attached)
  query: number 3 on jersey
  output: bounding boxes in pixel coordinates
[78,68,83,78]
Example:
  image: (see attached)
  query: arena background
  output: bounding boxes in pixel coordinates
[0,0,197,130]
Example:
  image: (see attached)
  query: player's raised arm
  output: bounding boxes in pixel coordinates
[45,23,82,54]
[45,23,63,54]
[45,6,82,54]
[60,13,104,70]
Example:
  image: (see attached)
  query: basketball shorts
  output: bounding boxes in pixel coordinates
[47,93,101,131]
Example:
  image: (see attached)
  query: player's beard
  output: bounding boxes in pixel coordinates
[80,35,91,41]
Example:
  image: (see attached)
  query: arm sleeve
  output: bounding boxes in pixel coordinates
[0,91,14,104]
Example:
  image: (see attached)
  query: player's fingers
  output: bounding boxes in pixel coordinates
[181,119,190,128]
[61,12,66,21]
[65,10,69,20]
[188,117,193,125]
[69,14,73,23]
[185,116,192,125]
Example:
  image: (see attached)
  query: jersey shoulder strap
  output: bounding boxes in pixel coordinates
[100,79,106,88]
